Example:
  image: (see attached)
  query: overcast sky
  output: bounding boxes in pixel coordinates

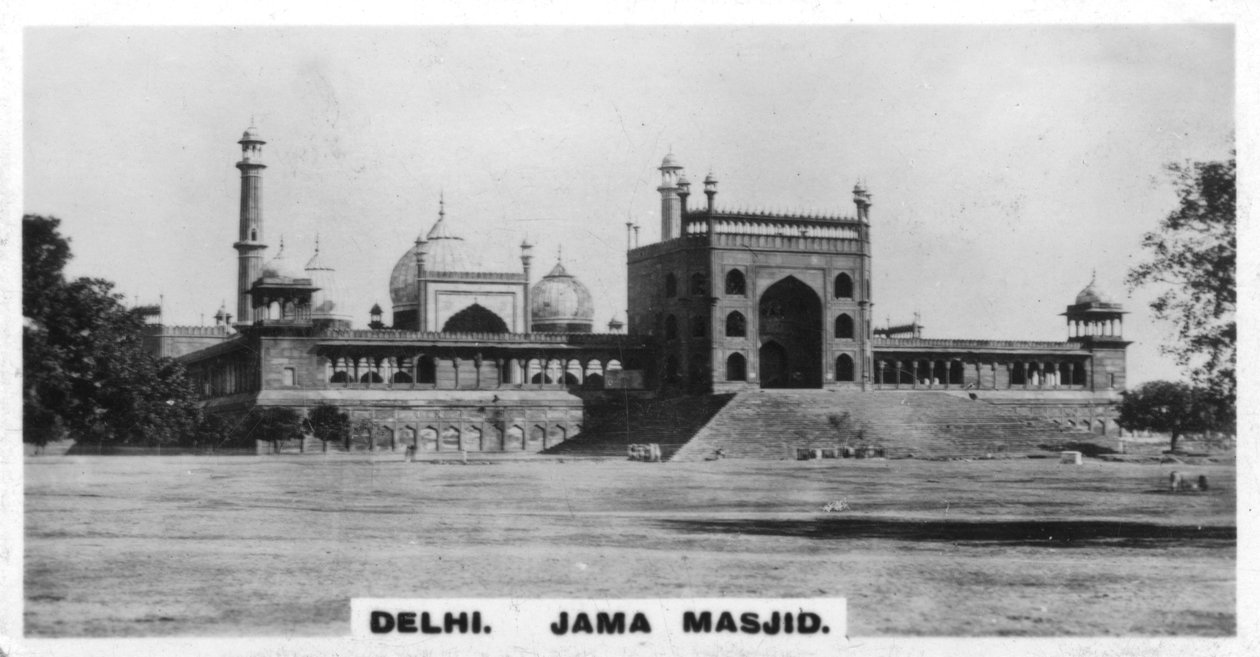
[22,25,1233,386]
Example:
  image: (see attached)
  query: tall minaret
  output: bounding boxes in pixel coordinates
[233,124,268,325]
[657,151,683,241]
[853,181,874,389]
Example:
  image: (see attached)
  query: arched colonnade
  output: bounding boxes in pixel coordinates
[874,357,1094,390]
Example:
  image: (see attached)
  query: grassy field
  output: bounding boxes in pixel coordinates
[24,455,1235,637]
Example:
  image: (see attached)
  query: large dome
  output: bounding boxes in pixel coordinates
[390,205,479,307]
[390,242,421,308]
[531,260,594,332]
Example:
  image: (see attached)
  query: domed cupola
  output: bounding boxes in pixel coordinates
[1063,270,1127,342]
[260,237,303,280]
[1074,275,1113,306]
[304,236,352,329]
[530,249,595,333]
[248,236,318,325]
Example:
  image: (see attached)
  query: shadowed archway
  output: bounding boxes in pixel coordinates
[756,273,826,385]
[441,303,509,333]
[758,276,822,388]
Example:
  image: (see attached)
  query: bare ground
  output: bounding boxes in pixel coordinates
[24,455,1235,637]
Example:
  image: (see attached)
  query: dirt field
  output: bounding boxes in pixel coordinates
[24,455,1235,637]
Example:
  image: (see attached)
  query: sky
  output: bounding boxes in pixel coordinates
[21,25,1235,386]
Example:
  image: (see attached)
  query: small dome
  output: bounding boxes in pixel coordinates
[260,240,302,279]
[660,152,681,169]
[304,241,351,322]
[704,172,717,184]
[531,259,594,332]
[239,126,263,143]
[1074,273,1112,305]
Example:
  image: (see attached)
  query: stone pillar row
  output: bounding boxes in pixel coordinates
[872,357,1090,390]
[319,350,633,389]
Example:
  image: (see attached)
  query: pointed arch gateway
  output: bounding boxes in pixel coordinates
[758,276,823,388]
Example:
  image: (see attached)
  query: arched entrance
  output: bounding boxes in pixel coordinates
[758,276,822,388]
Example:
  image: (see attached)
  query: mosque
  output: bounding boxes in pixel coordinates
[144,125,1129,453]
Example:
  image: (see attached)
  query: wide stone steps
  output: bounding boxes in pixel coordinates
[670,389,1102,461]
[545,394,736,459]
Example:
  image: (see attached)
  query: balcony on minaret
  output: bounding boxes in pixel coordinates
[238,126,266,165]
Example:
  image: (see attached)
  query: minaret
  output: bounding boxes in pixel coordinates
[658,151,684,241]
[233,124,268,325]
[853,181,871,223]
[520,238,534,333]
[853,181,874,388]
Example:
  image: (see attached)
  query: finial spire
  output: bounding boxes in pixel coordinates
[557,244,563,263]
[439,190,445,220]
[314,232,320,253]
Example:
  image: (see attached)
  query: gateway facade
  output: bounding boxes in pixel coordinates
[147,126,1129,452]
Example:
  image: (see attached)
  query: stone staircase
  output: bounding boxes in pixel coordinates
[670,389,1105,462]
[545,394,736,460]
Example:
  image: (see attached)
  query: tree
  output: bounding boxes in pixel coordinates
[240,407,304,452]
[23,215,203,447]
[193,413,239,450]
[1116,380,1230,452]
[352,418,376,450]
[308,403,350,449]
[1126,155,1235,411]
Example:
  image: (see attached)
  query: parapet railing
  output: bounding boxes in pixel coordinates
[144,325,232,336]
[629,233,866,260]
[419,270,527,281]
[317,329,651,346]
[872,337,1083,351]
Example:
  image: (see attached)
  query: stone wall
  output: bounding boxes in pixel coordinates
[142,325,231,358]
[248,389,585,453]
[941,390,1124,437]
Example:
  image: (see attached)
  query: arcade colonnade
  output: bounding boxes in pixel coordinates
[873,354,1097,390]
[1068,317,1123,338]
[318,348,643,390]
